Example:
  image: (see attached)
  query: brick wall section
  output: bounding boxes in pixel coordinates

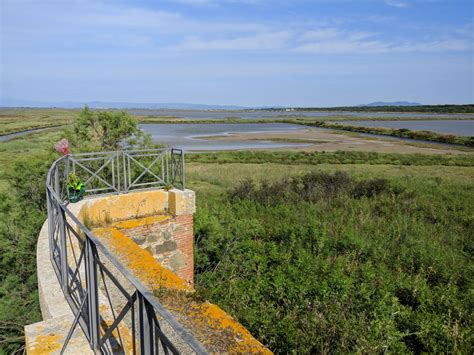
[117,214,194,287]
[172,215,194,287]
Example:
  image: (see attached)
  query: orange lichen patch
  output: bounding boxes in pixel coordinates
[202,303,271,353]
[111,214,171,229]
[29,334,61,354]
[93,227,190,292]
[161,293,271,354]
[92,224,271,353]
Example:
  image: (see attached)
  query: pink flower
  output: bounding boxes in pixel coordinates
[54,138,70,155]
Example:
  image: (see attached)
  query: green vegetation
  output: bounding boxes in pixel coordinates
[0,108,78,135]
[294,120,474,147]
[187,150,474,167]
[189,161,474,353]
[74,107,151,149]
[269,104,474,114]
[0,151,55,353]
[0,130,63,192]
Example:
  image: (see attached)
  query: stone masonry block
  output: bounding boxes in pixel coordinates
[169,189,196,216]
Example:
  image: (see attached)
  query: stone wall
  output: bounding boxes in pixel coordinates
[79,188,196,286]
[113,214,195,286]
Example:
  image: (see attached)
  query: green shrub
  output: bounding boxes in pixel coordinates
[195,171,474,353]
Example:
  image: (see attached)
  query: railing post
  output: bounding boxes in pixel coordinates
[116,152,121,193]
[123,151,128,193]
[54,163,60,197]
[166,149,169,185]
[65,155,70,181]
[181,150,185,190]
[85,238,100,352]
[138,292,155,355]
[59,207,68,291]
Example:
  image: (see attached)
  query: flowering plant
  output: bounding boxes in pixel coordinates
[54,138,70,155]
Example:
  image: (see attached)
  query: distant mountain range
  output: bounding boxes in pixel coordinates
[360,101,422,107]
[1,98,422,110]
[0,98,249,110]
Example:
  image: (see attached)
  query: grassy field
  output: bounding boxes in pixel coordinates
[187,161,474,353]
[0,130,62,191]
[0,108,79,135]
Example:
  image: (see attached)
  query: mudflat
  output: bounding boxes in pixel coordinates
[200,127,473,155]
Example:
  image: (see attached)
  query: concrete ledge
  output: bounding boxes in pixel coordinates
[25,315,93,355]
[36,219,72,321]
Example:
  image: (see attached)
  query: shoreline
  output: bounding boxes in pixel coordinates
[194,127,473,155]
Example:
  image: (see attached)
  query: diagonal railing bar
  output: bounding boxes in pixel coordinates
[67,246,85,294]
[61,288,90,354]
[125,153,165,187]
[98,292,137,349]
[96,259,134,303]
[152,312,179,355]
[80,156,113,187]
[66,227,85,290]
[97,266,127,350]
[129,155,163,188]
[71,158,117,192]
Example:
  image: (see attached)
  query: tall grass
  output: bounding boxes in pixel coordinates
[187,150,474,167]
[193,169,474,353]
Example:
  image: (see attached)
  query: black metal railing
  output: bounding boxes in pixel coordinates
[46,149,207,354]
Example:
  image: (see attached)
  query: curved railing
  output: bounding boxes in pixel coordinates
[46,149,207,354]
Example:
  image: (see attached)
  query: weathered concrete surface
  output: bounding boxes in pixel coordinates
[25,315,93,355]
[27,199,92,354]
[36,218,72,321]
[78,188,195,226]
[169,189,196,216]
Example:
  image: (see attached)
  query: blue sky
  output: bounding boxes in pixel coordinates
[1,0,473,106]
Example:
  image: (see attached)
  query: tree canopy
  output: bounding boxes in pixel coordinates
[74,106,149,150]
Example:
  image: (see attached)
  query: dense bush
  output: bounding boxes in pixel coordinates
[194,171,474,353]
[0,154,54,353]
[187,150,474,167]
[288,104,474,114]
[229,171,397,205]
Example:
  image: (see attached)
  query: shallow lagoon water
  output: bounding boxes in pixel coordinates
[342,120,474,136]
[140,123,308,151]
[130,109,474,120]
[0,127,51,142]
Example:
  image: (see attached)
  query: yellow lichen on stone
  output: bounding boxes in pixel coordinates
[93,227,191,292]
[29,334,61,354]
[112,214,171,229]
[165,300,271,354]
[90,215,271,354]
[80,190,169,226]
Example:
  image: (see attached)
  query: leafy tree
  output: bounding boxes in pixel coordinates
[74,106,150,150]
[0,155,52,353]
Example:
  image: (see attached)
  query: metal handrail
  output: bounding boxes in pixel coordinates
[46,149,207,354]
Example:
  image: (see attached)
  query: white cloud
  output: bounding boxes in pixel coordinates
[385,0,411,8]
[171,0,262,5]
[295,40,390,54]
[173,31,292,50]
